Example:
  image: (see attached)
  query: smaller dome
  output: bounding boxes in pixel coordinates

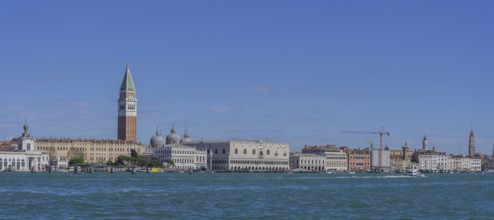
[166,124,180,144]
[150,128,166,147]
[181,129,192,143]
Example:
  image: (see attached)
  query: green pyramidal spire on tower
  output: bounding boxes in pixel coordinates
[120,62,135,91]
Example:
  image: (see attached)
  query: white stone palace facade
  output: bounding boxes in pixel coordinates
[289,153,326,172]
[182,139,290,172]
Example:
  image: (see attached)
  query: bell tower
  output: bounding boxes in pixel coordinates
[118,62,137,142]
[422,135,429,151]
[468,128,475,158]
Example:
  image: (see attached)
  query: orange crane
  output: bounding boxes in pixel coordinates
[341,128,390,168]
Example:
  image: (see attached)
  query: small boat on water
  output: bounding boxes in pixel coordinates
[405,169,421,177]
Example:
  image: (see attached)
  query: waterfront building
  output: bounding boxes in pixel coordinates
[482,157,494,171]
[118,63,137,142]
[390,154,404,172]
[471,158,481,172]
[371,147,390,172]
[289,153,326,172]
[324,148,348,172]
[346,148,371,172]
[183,139,290,172]
[451,156,481,172]
[469,128,475,158]
[36,138,147,164]
[302,145,337,155]
[143,128,207,170]
[418,151,451,172]
[0,121,49,171]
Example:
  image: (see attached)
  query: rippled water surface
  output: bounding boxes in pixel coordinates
[1,172,493,219]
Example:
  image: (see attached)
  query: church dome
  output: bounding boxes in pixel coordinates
[150,128,166,147]
[166,124,180,145]
[181,129,192,143]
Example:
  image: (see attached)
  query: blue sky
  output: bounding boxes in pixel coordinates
[1,1,493,154]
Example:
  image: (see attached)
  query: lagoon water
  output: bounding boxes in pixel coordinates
[1,172,493,219]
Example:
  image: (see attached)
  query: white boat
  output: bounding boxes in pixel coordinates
[405,169,420,177]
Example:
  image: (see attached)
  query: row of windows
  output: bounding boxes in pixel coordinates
[38,146,130,152]
[230,160,288,165]
[155,150,195,155]
[170,159,194,164]
[326,157,347,160]
[214,166,289,171]
[351,162,369,166]
[231,148,287,157]
[91,157,112,162]
[351,156,369,160]
[39,146,69,151]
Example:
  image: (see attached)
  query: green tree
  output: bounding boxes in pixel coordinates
[69,157,84,165]
[149,158,162,167]
[131,149,138,158]
[106,160,114,165]
[165,159,175,167]
[115,155,131,165]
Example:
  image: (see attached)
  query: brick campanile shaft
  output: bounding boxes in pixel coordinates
[117,62,137,142]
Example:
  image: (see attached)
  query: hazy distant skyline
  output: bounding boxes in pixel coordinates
[1,1,493,154]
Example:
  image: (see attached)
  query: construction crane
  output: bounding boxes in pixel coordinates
[341,128,390,169]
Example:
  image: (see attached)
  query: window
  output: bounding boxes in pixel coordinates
[252,149,256,155]
[235,149,238,154]
[223,149,226,154]
[215,149,218,154]
[267,150,270,155]
[243,149,247,154]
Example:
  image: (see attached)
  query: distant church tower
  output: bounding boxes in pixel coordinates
[468,128,475,158]
[118,62,137,142]
[422,135,429,151]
